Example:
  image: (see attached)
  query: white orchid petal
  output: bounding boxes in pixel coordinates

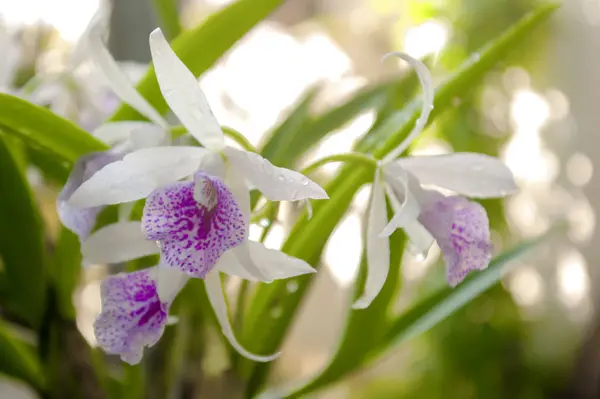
[224,147,328,202]
[156,264,189,303]
[204,272,280,362]
[88,28,168,128]
[93,122,157,146]
[227,172,250,228]
[81,222,159,264]
[149,28,225,151]
[397,153,518,198]
[69,146,206,207]
[382,52,434,162]
[214,250,257,281]
[69,0,110,68]
[383,183,434,254]
[353,172,389,309]
[379,164,421,238]
[232,243,271,282]
[246,241,316,279]
[304,199,313,219]
[130,125,168,149]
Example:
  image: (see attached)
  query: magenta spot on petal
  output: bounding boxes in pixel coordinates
[141,172,246,278]
[418,194,492,287]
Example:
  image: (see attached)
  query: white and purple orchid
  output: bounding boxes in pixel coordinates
[63,27,325,363]
[353,53,518,309]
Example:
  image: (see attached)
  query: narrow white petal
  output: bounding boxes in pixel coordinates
[397,153,518,198]
[87,28,168,128]
[232,243,271,282]
[198,152,226,178]
[379,163,421,238]
[384,184,434,255]
[68,0,111,68]
[93,122,157,146]
[149,28,225,151]
[246,241,316,279]
[353,172,389,309]
[382,52,434,162]
[156,264,189,303]
[69,146,206,207]
[81,222,159,264]
[204,272,280,362]
[224,147,328,202]
[215,242,315,281]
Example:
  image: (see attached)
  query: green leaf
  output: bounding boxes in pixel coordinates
[0,135,46,327]
[238,4,559,395]
[0,93,107,163]
[151,0,182,40]
[50,228,82,320]
[110,0,283,122]
[374,234,550,357]
[0,323,45,390]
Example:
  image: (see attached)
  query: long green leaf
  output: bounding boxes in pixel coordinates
[50,228,82,320]
[0,93,107,162]
[0,135,46,327]
[110,0,283,122]
[0,323,45,390]
[239,4,559,396]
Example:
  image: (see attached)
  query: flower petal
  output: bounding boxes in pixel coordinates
[216,241,315,282]
[93,122,157,146]
[226,172,250,228]
[88,27,168,128]
[94,268,174,364]
[353,171,389,309]
[68,0,110,68]
[156,264,189,303]
[149,28,225,151]
[142,173,246,278]
[81,222,159,264]
[204,272,280,362]
[379,163,421,238]
[418,192,492,286]
[397,153,518,198]
[224,147,328,202]
[69,146,206,207]
[57,151,121,241]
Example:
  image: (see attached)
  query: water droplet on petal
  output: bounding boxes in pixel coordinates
[259,218,271,228]
[415,253,426,262]
[277,175,285,182]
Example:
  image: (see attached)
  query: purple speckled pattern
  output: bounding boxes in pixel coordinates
[141,172,246,278]
[57,151,122,241]
[418,194,492,287]
[94,268,169,365]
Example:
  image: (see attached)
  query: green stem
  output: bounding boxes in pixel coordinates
[301,153,377,176]
[151,0,183,40]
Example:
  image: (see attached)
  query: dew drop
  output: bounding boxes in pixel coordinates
[302,179,309,186]
[287,280,298,293]
[471,52,481,61]
[277,175,285,181]
[259,218,271,228]
[415,253,426,262]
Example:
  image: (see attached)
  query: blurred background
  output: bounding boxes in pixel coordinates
[0,0,598,397]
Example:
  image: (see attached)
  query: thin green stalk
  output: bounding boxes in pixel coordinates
[151,0,183,40]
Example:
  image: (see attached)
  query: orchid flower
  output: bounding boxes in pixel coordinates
[83,170,316,363]
[352,53,518,309]
[67,27,326,287]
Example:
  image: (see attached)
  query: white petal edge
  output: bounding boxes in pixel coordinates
[156,264,189,303]
[69,146,206,207]
[204,272,280,362]
[87,27,168,128]
[149,28,225,151]
[227,172,251,229]
[68,0,111,69]
[384,184,434,255]
[397,153,518,198]
[381,52,434,163]
[224,147,329,202]
[353,171,390,309]
[379,163,421,238]
[93,122,158,146]
[231,243,271,282]
[130,125,168,149]
[81,222,159,264]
